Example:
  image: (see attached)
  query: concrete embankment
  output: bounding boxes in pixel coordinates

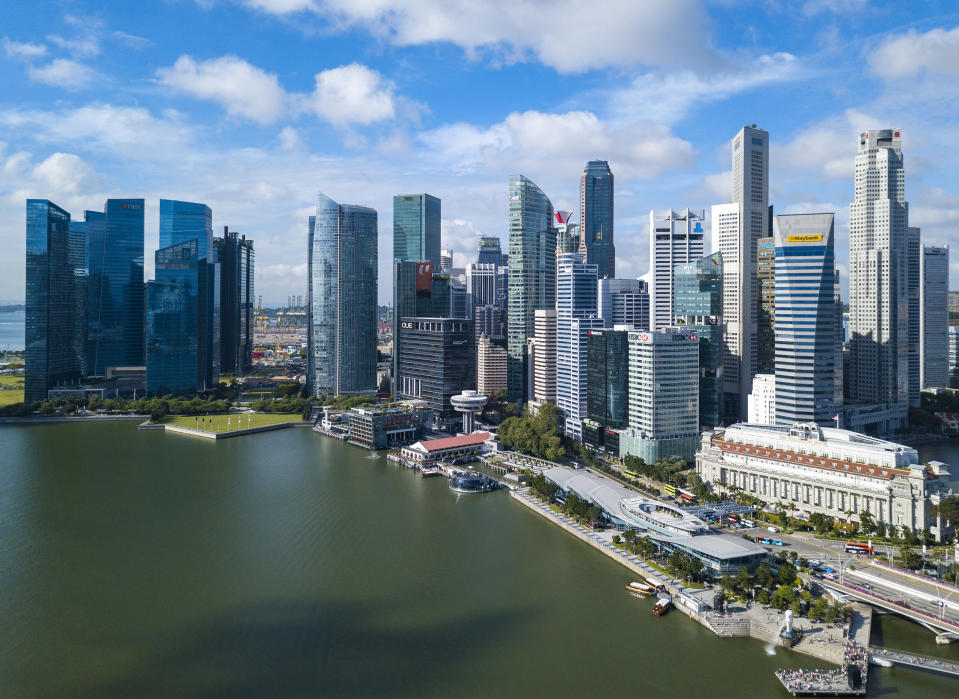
[141,421,308,439]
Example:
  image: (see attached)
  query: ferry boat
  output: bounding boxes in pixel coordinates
[651,596,672,616]
[644,575,665,592]
[625,581,654,596]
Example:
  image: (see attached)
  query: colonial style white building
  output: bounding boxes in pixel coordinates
[696,422,955,541]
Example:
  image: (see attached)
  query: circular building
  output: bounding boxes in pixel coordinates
[450,390,488,434]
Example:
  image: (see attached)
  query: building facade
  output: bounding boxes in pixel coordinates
[347,407,426,450]
[920,245,949,389]
[906,227,921,406]
[477,236,507,267]
[466,263,497,313]
[583,328,630,454]
[308,192,378,397]
[747,374,776,425]
[757,236,775,375]
[696,422,955,541]
[530,308,557,409]
[393,193,440,269]
[649,208,706,331]
[579,160,614,279]
[598,277,649,329]
[215,227,254,376]
[477,333,507,396]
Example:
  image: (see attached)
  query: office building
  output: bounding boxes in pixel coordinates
[583,328,630,454]
[747,374,776,424]
[440,248,453,275]
[393,260,435,394]
[25,199,86,401]
[393,193,440,268]
[347,406,427,450]
[772,213,841,425]
[397,317,474,430]
[86,199,145,374]
[477,236,506,267]
[477,333,507,395]
[579,161,614,279]
[507,174,556,402]
[619,329,700,463]
[598,278,649,329]
[214,227,254,376]
[308,192,378,397]
[473,304,505,342]
[948,327,959,389]
[848,129,909,432]
[920,245,949,389]
[554,210,579,254]
[906,227,921,406]
[757,236,775,374]
[530,309,557,409]
[649,209,706,330]
[696,422,955,542]
[466,263,497,313]
[450,279,468,319]
[949,290,959,327]
[556,253,603,439]
[673,251,723,431]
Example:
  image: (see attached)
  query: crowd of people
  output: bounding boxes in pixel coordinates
[776,666,848,693]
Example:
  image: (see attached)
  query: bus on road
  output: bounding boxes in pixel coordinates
[757,537,784,546]
[844,542,875,555]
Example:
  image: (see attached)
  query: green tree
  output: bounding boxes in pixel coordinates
[809,596,829,621]
[809,512,832,535]
[720,574,736,596]
[756,588,771,605]
[756,562,776,590]
[771,585,796,610]
[790,598,804,617]
[734,566,754,595]
[858,510,876,536]
[777,562,798,587]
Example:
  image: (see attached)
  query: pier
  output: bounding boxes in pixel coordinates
[868,646,959,677]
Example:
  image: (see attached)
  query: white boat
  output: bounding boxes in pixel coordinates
[625,581,654,596]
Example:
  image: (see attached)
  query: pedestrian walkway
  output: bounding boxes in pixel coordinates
[869,646,959,677]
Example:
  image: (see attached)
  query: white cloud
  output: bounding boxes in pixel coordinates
[308,63,395,126]
[869,26,959,79]
[46,33,100,58]
[247,0,718,73]
[157,55,288,124]
[773,108,880,183]
[277,126,303,151]
[26,59,98,90]
[31,152,100,193]
[2,38,47,59]
[112,31,152,49]
[802,0,866,16]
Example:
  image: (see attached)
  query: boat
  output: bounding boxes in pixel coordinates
[625,581,654,596]
[643,575,665,592]
[651,596,672,616]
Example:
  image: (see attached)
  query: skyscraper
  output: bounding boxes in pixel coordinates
[440,249,453,275]
[906,227,921,406]
[466,263,497,313]
[757,236,776,374]
[86,199,145,374]
[649,209,706,330]
[554,211,579,254]
[308,193,378,397]
[673,252,724,430]
[597,278,649,329]
[848,129,909,431]
[507,174,556,403]
[393,193,440,268]
[579,160,614,279]
[920,245,949,389]
[530,309,557,409]
[476,236,506,267]
[712,201,750,422]
[772,213,841,425]
[582,328,630,454]
[392,260,434,394]
[477,333,507,396]
[555,252,603,439]
[215,227,255,376]
[25,200,85,402]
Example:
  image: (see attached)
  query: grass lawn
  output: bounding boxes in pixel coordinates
[163,413,303,431]
[0,374,24,406]
[0,389,24,407]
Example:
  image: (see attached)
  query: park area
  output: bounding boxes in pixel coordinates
[163,413,303,432]
[0,375,24,407]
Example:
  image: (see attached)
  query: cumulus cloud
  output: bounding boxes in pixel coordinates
[157,55,288,124]
[2,38,47,59]
[307,63,395,126]
[773,108,881,182]
[31,152,100,193]
[869,26,959,79]
[26,59,98,90]
[46,33,100,58]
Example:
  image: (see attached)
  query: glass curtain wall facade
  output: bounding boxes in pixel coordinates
[579,161,614,279]
[25,200,85,402]
[583,329,629,453]
[757,237,776,374]
[308,193,378,397]
[393,194,440,269]
[392,260,434,393]
[507,174,556,403]
[906,227,921,406]
[773,213,840,425]
[215,227,255,375]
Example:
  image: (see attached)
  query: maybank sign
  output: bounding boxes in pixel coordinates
[787,234,823,242]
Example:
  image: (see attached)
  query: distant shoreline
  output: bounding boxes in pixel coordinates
[0,305,24,313]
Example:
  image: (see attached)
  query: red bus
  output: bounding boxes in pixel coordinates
[844,542,875,555]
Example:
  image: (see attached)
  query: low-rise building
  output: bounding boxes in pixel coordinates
[695,422,956,541]
[400,431,492,465]
[347,407,427,450]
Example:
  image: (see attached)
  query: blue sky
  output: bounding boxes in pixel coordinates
[2,0,959,305]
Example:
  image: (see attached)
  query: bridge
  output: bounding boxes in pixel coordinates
[869,646,959,678]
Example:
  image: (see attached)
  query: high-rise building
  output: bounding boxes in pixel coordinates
[848,129,909,432]
[712,201,751,423]
[77,209,104,373]
[649,209,706,330]
[440,249,453,275]
[431,274,451,317]
[25,200,86,402]
[554,211,579,254]
[392,260,435,394]
[597,278,649,329]
[948,326,959,389]
[757,236,776,374]
[308,193,378,397]
[582,328,630,454]
[477,236,506,267]
[86,199,145,374]
[772,213,841,425]
[530,309,557,408]
[920,245,949,389]
[949,290,959,327]
[556,253,603,439]
[466,263,497,313]
[473,304,505,342]
[393,193,440,268]
[477,333,507,396]
[619,329,700,463]
[747,374,776,424]
[579,161,614,279]
[215,227,254,376]
[906,227,921,406]
[158,199,218,388]
[673,252,723,430]
[507,174,556,403]
[397,317,474,430]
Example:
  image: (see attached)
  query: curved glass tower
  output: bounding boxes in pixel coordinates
[579,160,614,279]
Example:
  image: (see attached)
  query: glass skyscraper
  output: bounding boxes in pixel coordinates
[25,200,86,402]
[308,193,378,397]
[215,227,255,376]
[507,174,556,403]
[392,260,436,393]
[583,328,630,454]
[86,199,144,374]
[579,160,614,279]
[393,193,440,268]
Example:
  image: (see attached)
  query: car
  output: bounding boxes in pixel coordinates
[809,559,821,567]
[823,573,837,581]
[767,526,778,533]
[861,583,872,589]
[934,600,945,607]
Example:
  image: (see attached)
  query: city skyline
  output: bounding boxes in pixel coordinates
[2,3,959,306]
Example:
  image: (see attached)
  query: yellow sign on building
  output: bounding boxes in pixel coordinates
[786,234,823,242]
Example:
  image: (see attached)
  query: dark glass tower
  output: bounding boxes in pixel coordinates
[25,200,86,402]
[579,160,615,279]
[757,237,776,374]
[393,193,440,268]
[392,260,435,394]
[308,193,378,397]
[215,227,255,376]
[583,328,629,453]
[86,199,144,374]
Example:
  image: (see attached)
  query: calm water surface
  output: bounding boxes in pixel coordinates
[0,310,24,351]
[0,422,957,697]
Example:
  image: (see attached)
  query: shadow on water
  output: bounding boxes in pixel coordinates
[75,598,529,698]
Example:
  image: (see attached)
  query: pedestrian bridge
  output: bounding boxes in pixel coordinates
[869,646,959,678]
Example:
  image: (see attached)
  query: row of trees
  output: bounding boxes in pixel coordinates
[497,404,566,461]
[621,454,691,486]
